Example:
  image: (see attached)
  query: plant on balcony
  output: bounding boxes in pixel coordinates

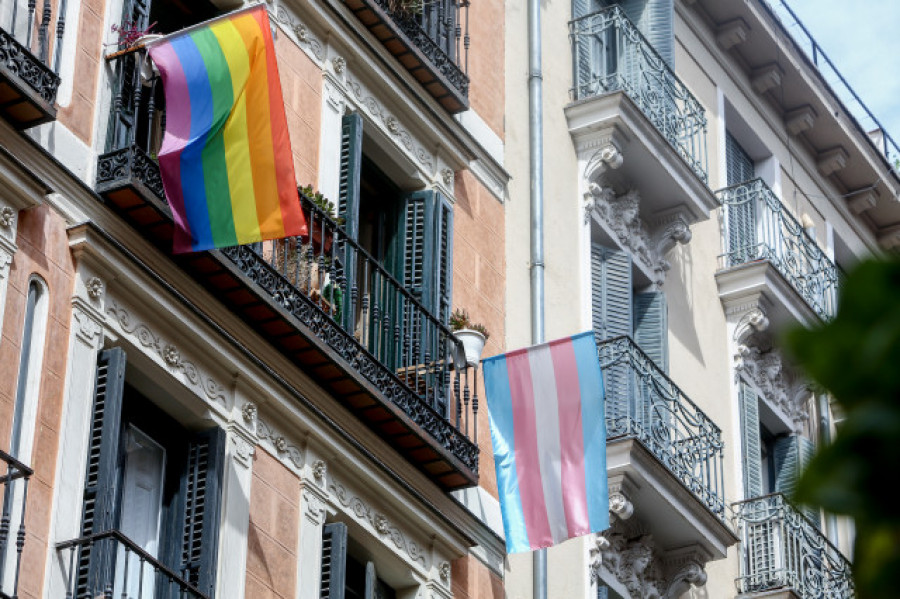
[450,309,489,366]
[110,20,158,49]
[299,185,344,254]
[386,0,425,18]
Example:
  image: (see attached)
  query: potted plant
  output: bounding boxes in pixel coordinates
[450,309,489,367]
[299,185,344,254]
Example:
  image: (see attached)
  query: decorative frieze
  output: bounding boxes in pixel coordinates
[256,417,304,469]
[735,345,811,431]
[270,3,325,63]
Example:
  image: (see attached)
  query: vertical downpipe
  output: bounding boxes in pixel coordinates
[528,0,546,595]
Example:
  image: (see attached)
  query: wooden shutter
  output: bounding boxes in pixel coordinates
[435,195,454,326]
[739,382,763,500]
[339,114,363,240]
[617,0,673,67]
[591,243,633,342]
[725,134,757,263]
[726,131,755,186]
[774,434,820,525]
[176,426,226,595]
[77,348,127,596]
[633,291,667,372]
[321,522,348,599]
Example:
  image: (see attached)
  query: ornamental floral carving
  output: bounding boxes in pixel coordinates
[106,300,228,406]
[329,480,428,568]
[0,206,15,228]
[86,277,104,299]
[439,562,451,584]
[736,345,811,430]
[312,459,327,484]
[242,402,257,424]
[256,417,303,468]
[332,56,346,74]
[271,4,325,61]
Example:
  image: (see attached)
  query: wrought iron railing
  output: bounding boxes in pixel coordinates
[366,0,469,96]
[734,493,854,598]
[597,336,725,517]
[0,450,31,599]
[570,6,708,183]
[717,179,839,321]
[97,48,480,474]
[0,0,63,104]
[56,529,208,598]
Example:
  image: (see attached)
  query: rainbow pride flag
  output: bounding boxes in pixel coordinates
[149,5,307,253]
[483,332,609,553]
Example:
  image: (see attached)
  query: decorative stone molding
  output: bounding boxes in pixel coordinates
[751,63,784,94]
[86,276,104,299]
[106,300,229,407]
[72,303,104,346]
[733,307,770,346]
[0,206,15,229]
[346,76,435,173]
[784,105,817,136]
[608,476,636,522]
[256,417,303,469]
[242,402,257,425]
[735,345,811,431]
[817,147,849,177]
[270,3,325,62]
[588,186,690,285]
[589,533,610,584]
[312,459,327,485]
[716,18,749,50]
[331,56,346,75]
[585,143,624,183]
[231,434,255,468]
[301,486,329,526]
[439,561,451,584]
[441,168,454,186]
[662,546,710,599]
[329,480,429,568]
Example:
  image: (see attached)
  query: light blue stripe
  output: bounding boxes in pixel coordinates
[171,35,215,251]
[483,354,531,553]
[572,331,609,533]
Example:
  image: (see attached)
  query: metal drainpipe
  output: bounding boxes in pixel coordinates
[818,392,840,546]
[528,0,546,594]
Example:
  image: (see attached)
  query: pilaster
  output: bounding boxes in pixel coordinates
[0,200,19,339]
[297,457,330,599]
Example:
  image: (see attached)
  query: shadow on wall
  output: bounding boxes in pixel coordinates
[666,241,705,368]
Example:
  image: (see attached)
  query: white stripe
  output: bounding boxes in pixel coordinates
[528,345,569,544]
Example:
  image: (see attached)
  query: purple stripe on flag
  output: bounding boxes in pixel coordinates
[550,338,591,538]
[507,350,553,549]
[149,41,192,254]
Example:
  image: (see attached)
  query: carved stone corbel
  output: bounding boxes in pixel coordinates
[662,546,710,599]
[609,476,636,522]
[733,307,770,347]
[585,143,624,185]
[650,211,693,283]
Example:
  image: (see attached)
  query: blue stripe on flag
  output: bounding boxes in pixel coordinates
[482,354,531,553]
[571,331,610,533]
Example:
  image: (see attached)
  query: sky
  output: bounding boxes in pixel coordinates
[770,0,900,157]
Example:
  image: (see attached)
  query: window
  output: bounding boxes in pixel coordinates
[725,131,755,186]
[1,277,48,595]
[74,348,225,596]
[321,522,397,599]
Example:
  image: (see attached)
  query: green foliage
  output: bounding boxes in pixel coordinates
[449,308,490,340]
[299,184,345,225]
[784,259,900,599]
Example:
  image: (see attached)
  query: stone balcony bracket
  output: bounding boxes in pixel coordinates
[784,105,817,136]
[816,147,850,177]
[716,18,750,50]
[751,63,785,95]
[847,189,878,214]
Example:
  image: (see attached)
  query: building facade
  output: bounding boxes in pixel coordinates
[504,0,896,597]
[0,0,509,597]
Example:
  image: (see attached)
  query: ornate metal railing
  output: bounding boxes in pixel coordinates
[717,179,839,321]
[0,450,31,599]
[734,494,854,598]
[222,195,480,472]
[56,529,208,598]
[0,0,63,104]
[365,0,469,97]
[570,6,708,183]
[598,336,725,517]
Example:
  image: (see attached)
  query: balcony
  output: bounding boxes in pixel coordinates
[343,0,469,113]
[0,449,32,599]
[716,179,839,326]
[94,48,479,490]
[598,336,736,560]
[56,530,207,598]
[0,1,62,128]
[567,6,716,223]
[734,494,854,599]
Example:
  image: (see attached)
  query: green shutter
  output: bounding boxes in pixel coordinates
[435,195,454,325]
[77,348,127,596]
[774,435,820,525]
[175,426,226,595]
[633,291,667,372]
[321,522,348,599]
[339,114,363,240]
[739,382,764,499]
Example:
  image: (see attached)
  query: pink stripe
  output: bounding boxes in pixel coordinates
[507,350,553,549]
[550,339,591,538]
[149,42,192,253]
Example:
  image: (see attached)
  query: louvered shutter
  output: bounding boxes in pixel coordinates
[726,132,755,186]
[321,522,348,599]
[774,435,820,525]
[617,0,673,67]
[176,426,226,595]
[77,348,127,596]
[338,113,363,330]
[725,134,757,265]
[592,244,633,436]
[739,382,763,499]
[633,292,667,372]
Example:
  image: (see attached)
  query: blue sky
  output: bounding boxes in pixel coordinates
[770,0,900,155]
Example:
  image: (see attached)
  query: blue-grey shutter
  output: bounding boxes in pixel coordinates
[739,382,763,500]
[725,134,757,265]
[726,132,755,186]
[774,435,820,525]
[572,0,606,98]
[633,291,667,372]
[77,348,127,596]
[321,522,348,599]
[618,0,673,67]
[177,426,226,595]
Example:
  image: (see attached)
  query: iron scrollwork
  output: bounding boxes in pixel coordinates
[0,26,60,104]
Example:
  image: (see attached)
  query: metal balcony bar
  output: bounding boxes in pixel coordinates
[734,493,854,598]
[569,6,709,183]
[1,0,67,74]
[0,449,31,599]
[56,529,208,598]
[597,336,726,517]
[717,178,839,321]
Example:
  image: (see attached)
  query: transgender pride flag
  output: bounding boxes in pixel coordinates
[482,331,609,553]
